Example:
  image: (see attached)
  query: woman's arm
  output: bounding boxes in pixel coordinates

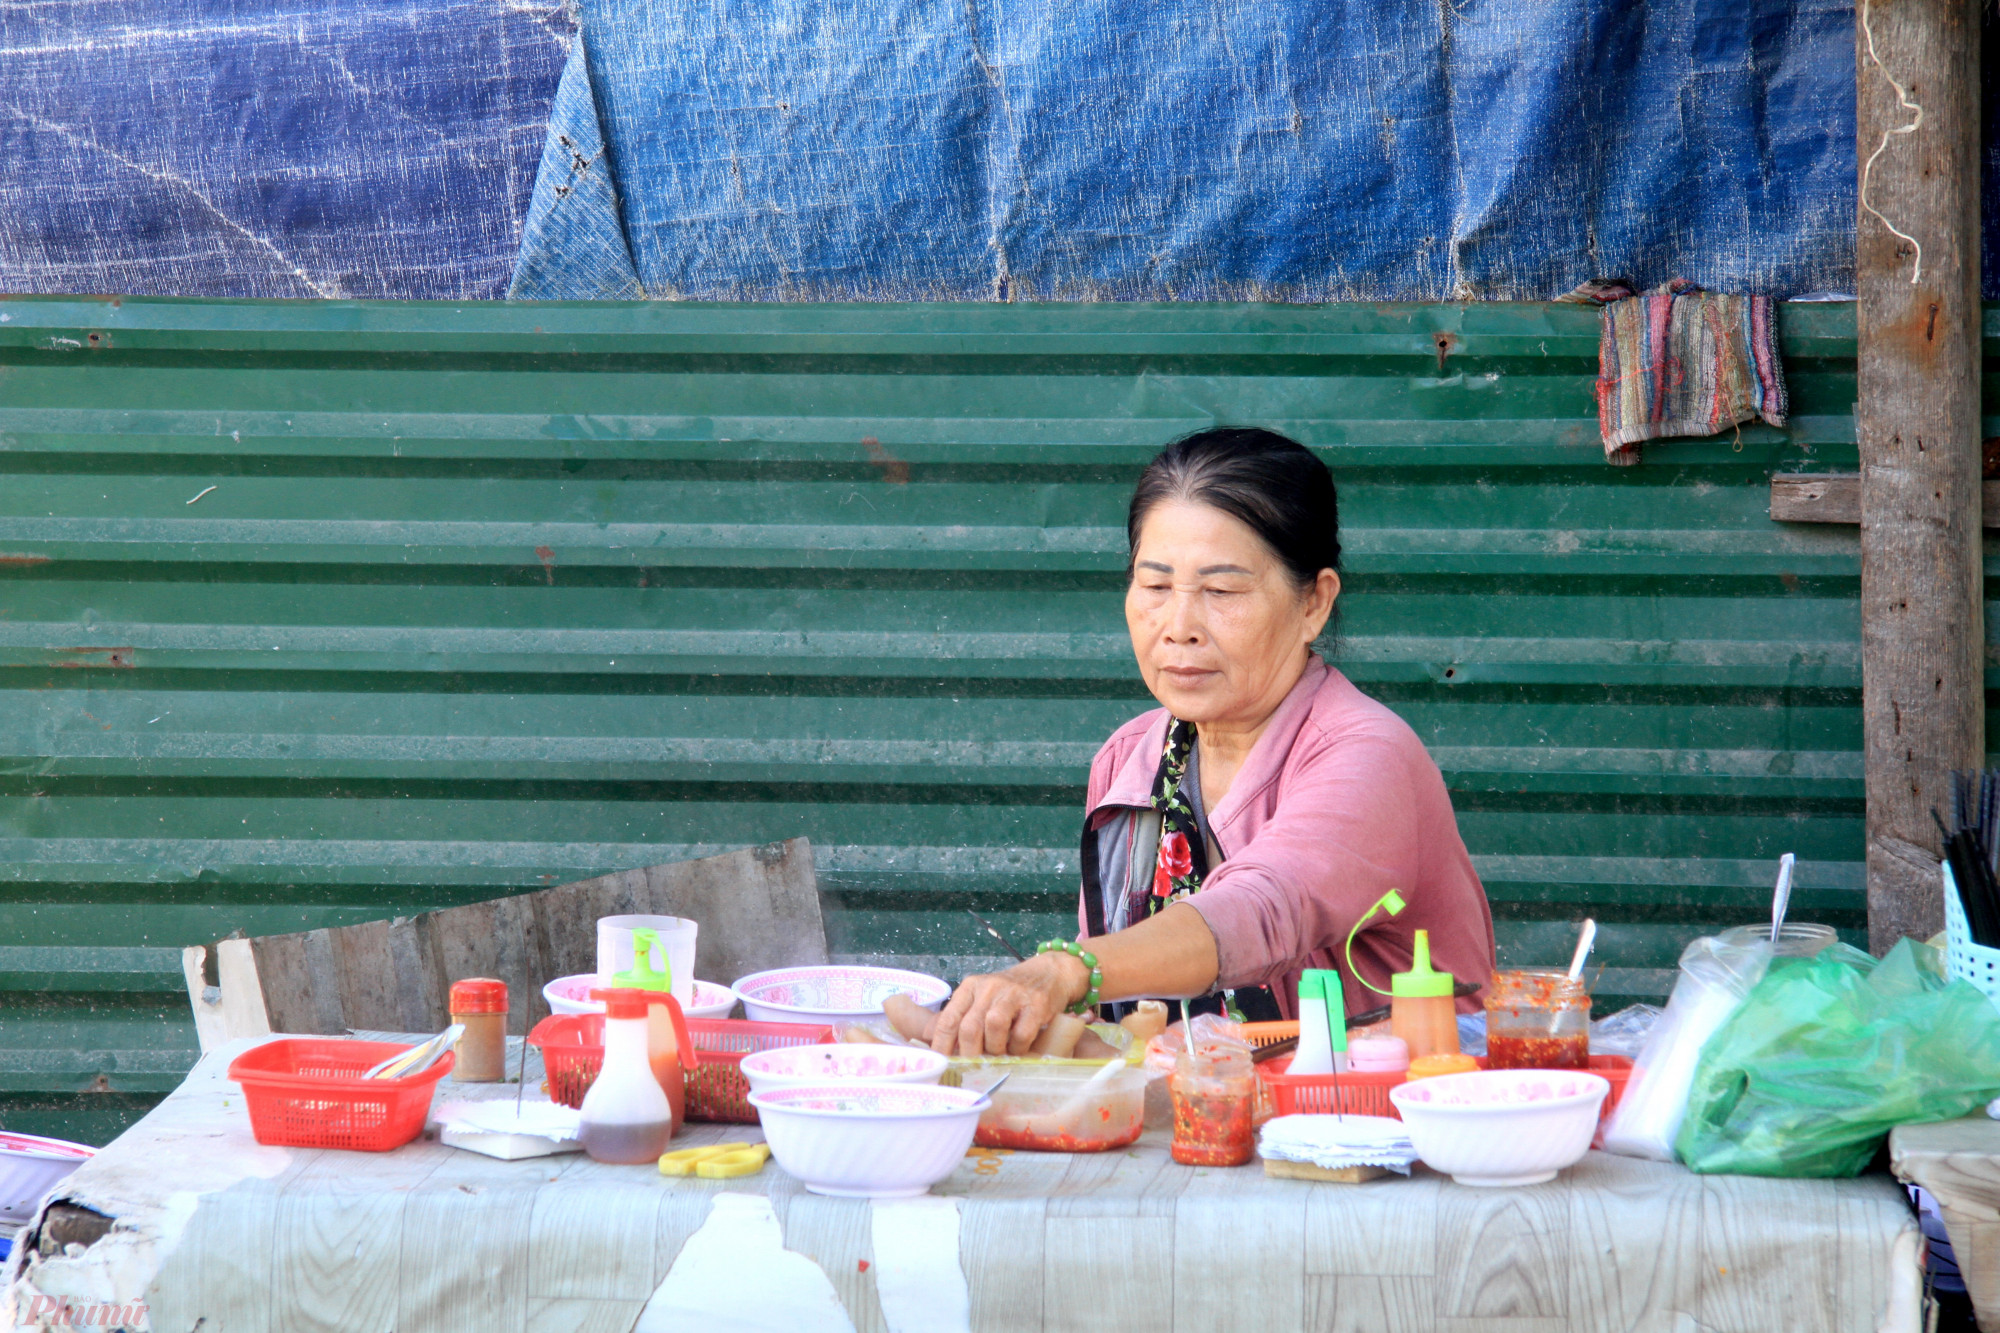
[928,902,1219,1056]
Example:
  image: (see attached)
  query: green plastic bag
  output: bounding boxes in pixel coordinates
[1676,939,2000,1177]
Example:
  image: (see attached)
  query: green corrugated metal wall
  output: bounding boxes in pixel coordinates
[0,297,1897,1143]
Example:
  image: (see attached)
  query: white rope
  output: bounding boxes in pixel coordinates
[1857,0,1926,284]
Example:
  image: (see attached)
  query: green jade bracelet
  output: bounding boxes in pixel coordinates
[1036,939,1103,1014]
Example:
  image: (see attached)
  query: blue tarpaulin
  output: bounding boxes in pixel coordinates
[0,1,572,300]
[509,0,1861,302]
[0,1,1993,302]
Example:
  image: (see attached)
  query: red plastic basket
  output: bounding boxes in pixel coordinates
[1259,1051,1635,1126]
[227,1038,452,1152]
[528,1015,835,1122]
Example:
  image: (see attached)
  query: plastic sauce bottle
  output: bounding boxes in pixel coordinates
[581,987,690,1162]
[447,977,508,1082]
[611,928,689,1129]
[1289,968,1344,1075]
[1390,930,1460,1061]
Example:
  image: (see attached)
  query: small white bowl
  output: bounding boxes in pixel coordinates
[542,974,737,1019]
[0,1131,94,1226]
[730,965,950,1026]
[1388,1068,1609,1187]
[740,1044,948,1094]
[748,1083,985,1198]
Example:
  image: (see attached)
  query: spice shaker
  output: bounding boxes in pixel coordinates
[1169,1043,1256,1167]
[1390,930,1460,1060]
[1484,968,1590,1070]
[448,978,508,1082]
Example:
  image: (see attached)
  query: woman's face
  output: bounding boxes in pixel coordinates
[1125,499,1339,729]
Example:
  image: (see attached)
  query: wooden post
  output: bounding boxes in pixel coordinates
[1856,0,1984,951]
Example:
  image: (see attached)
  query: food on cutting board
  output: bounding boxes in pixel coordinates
[881,989,1128,1059]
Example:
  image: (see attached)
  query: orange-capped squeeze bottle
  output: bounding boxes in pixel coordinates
[581,988,692,1163]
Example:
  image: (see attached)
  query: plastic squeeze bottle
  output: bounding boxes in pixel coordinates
[581,987,684,1163]
[1389,930,1460,1061]
[611,929,689,1131]
[1289,968,1345,1075]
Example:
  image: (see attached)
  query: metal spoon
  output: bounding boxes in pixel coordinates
[1769,852,1796,945]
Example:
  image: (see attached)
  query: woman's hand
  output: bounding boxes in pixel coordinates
[929,951,1088,1056]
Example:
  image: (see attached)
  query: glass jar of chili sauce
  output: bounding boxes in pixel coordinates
[1170,1044,1256,1166]
[1483,969,1590,1070]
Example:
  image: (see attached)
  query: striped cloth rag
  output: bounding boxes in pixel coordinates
[1595,279,1787,465]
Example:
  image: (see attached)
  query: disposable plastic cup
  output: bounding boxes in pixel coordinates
[596,915,698,1007]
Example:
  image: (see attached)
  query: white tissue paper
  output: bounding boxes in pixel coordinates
[434,1100,583,1159]
[1257,1114,1419,1175]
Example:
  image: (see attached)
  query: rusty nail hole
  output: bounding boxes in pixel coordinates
[86,332,100,346]
[1442,667,1457,679]
[1926,304,1938,342]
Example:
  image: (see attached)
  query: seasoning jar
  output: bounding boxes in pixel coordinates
[1170,1044,1256,1166]
[1483,969,1590,1070]
[1390,930,1460,1060]
[448,978,508,1082]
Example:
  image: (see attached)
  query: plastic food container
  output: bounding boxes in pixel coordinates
[544,973,736,1019]
[529,1014,834,1120]
[740,1043,948,1093]
[1717,923,1840,959]
[960,1064,1147,1152]
[1484,968,1591,1070]
[1388,1067,1609,1187]
[0,1132,93,1226]
[731,965,951,1025]
[227,1038,453,1152]
[747,1083,987,1197]
[1171,1045,1256,1166]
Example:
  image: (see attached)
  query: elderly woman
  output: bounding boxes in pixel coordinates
[931,428,1496,1056]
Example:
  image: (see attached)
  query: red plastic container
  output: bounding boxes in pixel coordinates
[227,1038,453,1152]
[1258,1051,1634,1126]
[529,1015,835,1122]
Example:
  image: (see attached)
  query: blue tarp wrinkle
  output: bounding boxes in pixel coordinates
[0,0,573,300]
[511,0,1864,302]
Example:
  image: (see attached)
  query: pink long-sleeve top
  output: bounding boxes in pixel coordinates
[1081,656,1496,1018]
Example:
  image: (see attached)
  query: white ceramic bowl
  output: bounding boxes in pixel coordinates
[748,1083,986,1198]
[0,1131,94,1226]
[542,973,737,1019]
[730,965,951,1025]
[1388,1068,1609,1187]
[740,1043,948,1094]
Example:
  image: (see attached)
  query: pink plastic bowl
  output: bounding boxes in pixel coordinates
[739,1043,948,1093]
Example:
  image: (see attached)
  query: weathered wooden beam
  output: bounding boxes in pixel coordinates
[1855,0,1984,951]
[1771,473,2000,527]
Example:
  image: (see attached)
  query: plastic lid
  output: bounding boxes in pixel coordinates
[611,927,673,991]
[448,977,508,1013]
[1297,968,1336,1003]
[1407,1052,1479,1079]
[1390,930,1455,998]
[1348,1035,1409,1067]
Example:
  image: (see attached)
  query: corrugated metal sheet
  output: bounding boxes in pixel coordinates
[0,297,1886,1142]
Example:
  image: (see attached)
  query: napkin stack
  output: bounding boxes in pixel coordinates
[1257,1114,1419,1176]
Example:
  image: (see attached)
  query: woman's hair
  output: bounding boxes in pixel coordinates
[1127,427,1341,594]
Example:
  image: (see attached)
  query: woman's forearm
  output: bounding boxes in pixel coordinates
[1091,901,1220,1002]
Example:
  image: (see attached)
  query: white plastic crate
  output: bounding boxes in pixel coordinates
[1942,861,2000,1013]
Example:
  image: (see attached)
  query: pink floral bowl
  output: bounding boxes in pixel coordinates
[1388,1069,1609,1187]
[542,974,736,1018]
[739,1043,948,1094]
[730,965,950,1025]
